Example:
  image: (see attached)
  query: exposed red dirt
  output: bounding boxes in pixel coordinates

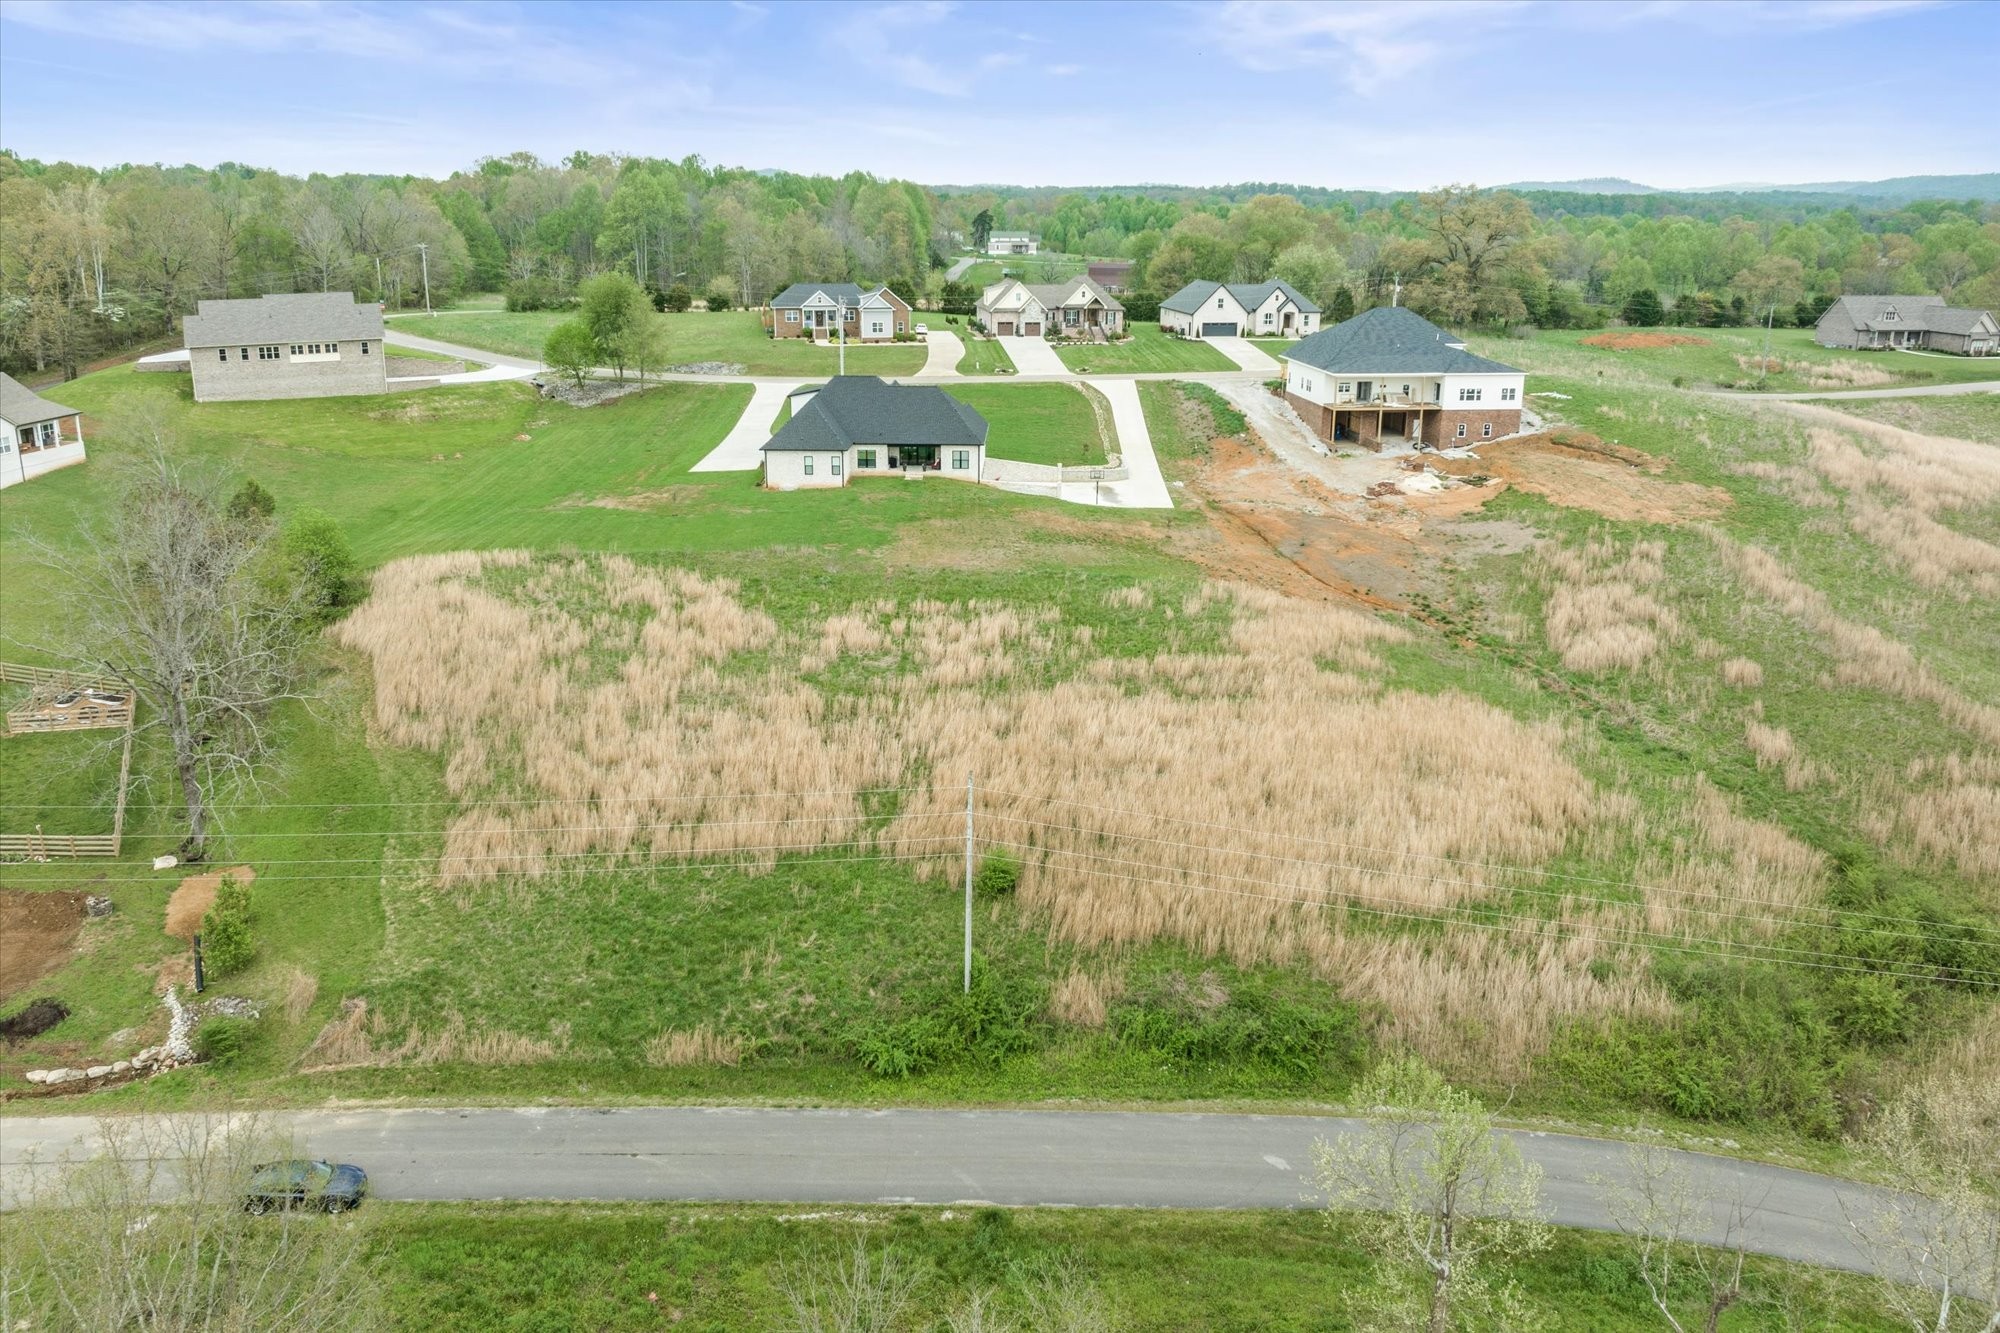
[1582,332,1712,351]
[165,864,253,940]
[0,890,87,1001]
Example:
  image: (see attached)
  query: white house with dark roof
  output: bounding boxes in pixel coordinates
[768,283,912,341]
[985,232,1039,256]
[1282,306,1525,450]
[182,292,386,402]
[761,376,988,489]
[1814,295,1996,356]
[0,372,86,489]
[975,276,1124,338]
[1160,280,1321,340]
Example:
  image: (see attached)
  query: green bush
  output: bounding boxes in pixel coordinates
[1109,972,1361,1079]
[274,508,359,623]
[848,959,1045,1077]
[201,880,255,979]
[974,850,1020,897]
[662,283,693,313]
[503,276,569,312]
[193,1015,255,1066]
[706,288,734,313]
[226,478,276,524]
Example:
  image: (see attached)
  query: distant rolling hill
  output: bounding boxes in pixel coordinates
[1505,173,2000,202]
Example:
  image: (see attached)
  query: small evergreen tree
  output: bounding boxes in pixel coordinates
[274,509,358,624]
[201,879,255,978]
[1329,287,1356,323]
[1621,287,1665,326]
[662,283,693,313]
[225,479,276,524]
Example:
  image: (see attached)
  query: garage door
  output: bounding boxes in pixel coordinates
[1201,322,1238,337]
[1024,322,1042,336]
[998,321,1014,335]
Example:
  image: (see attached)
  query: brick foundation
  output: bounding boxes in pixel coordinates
[1424,409,1521,447]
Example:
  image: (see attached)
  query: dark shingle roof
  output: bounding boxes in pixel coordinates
[770,282,866,309]
[1823,295,1946,331]
[1160,279,1322,316]
[181,292,383,348]
[762,376,988,453]
[1925,306,1995,335]
[0,372,81,428]
[1281,306,1521,375]
[1024,276,1124,313]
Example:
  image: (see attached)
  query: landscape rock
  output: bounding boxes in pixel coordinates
[47,1068,84,1084]
[161,987,197,1064]
[84,894,115,917]
[24,1069,50,1084]
[112,1060,132,1074]
[664,360,745,376]
[200,995,263,1020]
[85,1065,112,1079]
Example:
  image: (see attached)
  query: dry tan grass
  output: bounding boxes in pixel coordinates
[299,998,563,1070]
[1744,719,1795,769]
[281,967,318,1026]
[1627,778,1829,938]
[1534,534,1681,673]
[1738,356,1899,389]
[1103,586,1151,610]
[1047,968,1125,1028]
[1720,657,1764,688]
[1712,533,2000,749]
[1862,752,2000,885]
[645,1024,744,1067]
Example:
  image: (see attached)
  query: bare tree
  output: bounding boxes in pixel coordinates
[779,1239,925,1333]
[1844,1079,2000,1333]
[1312,1057,1552,1333]
[24,419,316,859]
[0,1111,382,1331]
[1603,1141,1766,1333]
[292,202,352,293]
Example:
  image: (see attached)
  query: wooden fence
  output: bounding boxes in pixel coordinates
[1,662,135,859]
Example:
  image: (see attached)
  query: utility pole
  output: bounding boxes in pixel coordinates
[1759,299,1777,387]
[374,254,383,303]
[838,302,847,377]
[1391,275,1402,308]
[417,242,433,316]
[963,774,974,994]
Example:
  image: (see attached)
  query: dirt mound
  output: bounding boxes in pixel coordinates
[165,865,253,941]
[1430,433,1730,524]
[1582,332,1712,351]
[0,891,87,1000]
[0,996,69,1042]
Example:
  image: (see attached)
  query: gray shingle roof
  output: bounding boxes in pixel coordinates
[181,292,384,349]
[770,282,867,309]
[1023,276,1124,313]
[1925,306,1996,335]
[1824,295,1946,331]
[762,376,988,453]
[1281,307,1522,376]
[1159,279,1322,316]
[0,372,81,428]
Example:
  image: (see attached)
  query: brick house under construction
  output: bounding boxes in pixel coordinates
[1281,307,1526,450]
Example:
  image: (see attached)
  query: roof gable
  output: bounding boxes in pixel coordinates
[0,372,81,427]
[763,376,989,452]
[1282,306,1521,376]
[181,292,384,348]
[772,282,867,309]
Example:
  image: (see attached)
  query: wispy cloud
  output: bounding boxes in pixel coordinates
[1048,63,1083,77]
[1197,1,1523,94]
[828,1,969,96]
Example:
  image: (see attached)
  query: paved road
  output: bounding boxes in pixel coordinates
[0,1106,1910,1277]
[944,256,980,281]
[1708,379,2000,401]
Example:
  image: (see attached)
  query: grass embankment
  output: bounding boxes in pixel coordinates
[377,1203,1896,1332]
[953,331,1017,375]
[1055,324,1236,374]
[945,382,1108,466]
[1820,391,2000,440]
[387,309,926,377]
[1471,325,2000,394]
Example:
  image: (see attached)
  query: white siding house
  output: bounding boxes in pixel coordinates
[0,373,87,489]
[1159,280,1320,339]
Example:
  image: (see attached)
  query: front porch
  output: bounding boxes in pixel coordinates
[4,412,87,489]
[1333,406,1430,450]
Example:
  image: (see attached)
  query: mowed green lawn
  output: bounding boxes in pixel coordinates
[1055,323,1237,374]
[954,331,1018,375]
[1467,325,2000,394]
[946,382,1109,466]
[387,309,926,376]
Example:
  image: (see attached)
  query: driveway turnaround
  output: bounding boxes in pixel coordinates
[1206,336,1283,375]
[0,1106,1911,1279]
[998,334,1070,377]
[917,328,966,377]
[1093,378,1173,508]
[690,380,802,472]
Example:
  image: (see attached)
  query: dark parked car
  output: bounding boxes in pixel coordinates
[244,1159,368,1214]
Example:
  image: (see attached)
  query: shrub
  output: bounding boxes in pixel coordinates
[648,286,667,313]
[1121,294,1161,323]
[542,318,598,388]
[193,1015,255,1066]
[274,508,359,623]
[225,479,276,524]
[1109,971,1361,1079]
[848,960,1045,1077]
[974,849,1020,897]
[503,276,569,312]
[706,288,734,313]
[662,283,693,313]
[201,880,254,979]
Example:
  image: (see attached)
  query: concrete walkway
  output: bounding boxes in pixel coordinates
[998,334,1070,377]
[918,329,966,377]
[1207,336,1282,375]
[690,380,802,472]
[0,1106,1927,1282]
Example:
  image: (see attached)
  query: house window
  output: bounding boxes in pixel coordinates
[1458,387,1483,402]
[1262,311,1273,325]
[240,347,250,360]
[1338,382,1352,395]
[1482,423,1494,438]
[869,320,886,336]
[325,342,338,354]
[1216,297,1225,308]
[856,449,877,469]
[803,456,814,476]
[831,455,843,477]
[362,341,370,355]
[217,348,228,362]
[258,345,281,360]
[291,344,305,356]
[951,450,970,470]
[785,310,799,322]
[1456,423,1468,439]
[842,308,854,321]
[1500,386,1517,402]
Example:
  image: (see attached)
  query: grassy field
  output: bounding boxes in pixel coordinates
[1469,325,2000,394]
[365,1202,1898,1332]
[386,309,927,376]
[945,382,1108,466]
[954,330,1018,375]
[1055,324,1237,374]
[4,346,1996,1166]
[1819,390,2000,439]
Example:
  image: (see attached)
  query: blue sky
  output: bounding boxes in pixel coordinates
[1,0,1993,189]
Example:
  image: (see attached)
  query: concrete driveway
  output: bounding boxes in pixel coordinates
[690,380,801,472]
[917,328,965,376]
[1094,378,1173,508]
[998,334,1070,376]
[1206,336,1283,375]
